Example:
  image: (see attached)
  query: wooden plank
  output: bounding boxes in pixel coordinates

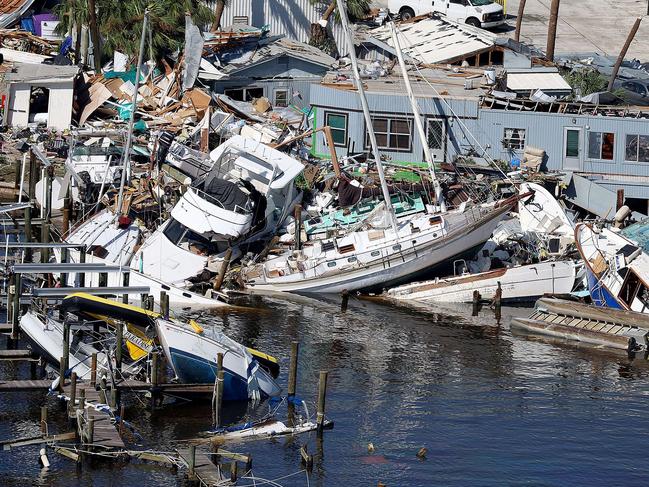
[177,448,224,485]
[0,380,52,391]
[0,350,33,359]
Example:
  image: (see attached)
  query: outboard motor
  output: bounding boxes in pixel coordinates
[155,131,176,169]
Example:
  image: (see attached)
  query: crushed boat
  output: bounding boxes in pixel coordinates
[576,222,649,312]
[155,318,282,401]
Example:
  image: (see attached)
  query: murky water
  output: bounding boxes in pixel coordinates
[1,295,648,486]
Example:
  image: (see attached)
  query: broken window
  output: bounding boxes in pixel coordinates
[274,89,289,108]
[502,128,526,150]
[28,86,50,124]
[625,134,649,163]
[325,112,347,146]
[366,117,413,151]
[587,131,615,160]
[224,87,263,102]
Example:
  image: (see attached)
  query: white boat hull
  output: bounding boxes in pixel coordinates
[387,260,577,303]
[245,203,513,294]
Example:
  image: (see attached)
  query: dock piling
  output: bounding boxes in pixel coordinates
[40,406,47,434]
[78,388,86,411]
[316,370,329,435]
[90,353,97,387]
[78,251,86,287]
[287,341,299,397]
[23,205,32,262]
[300,445,313,471]
[213,352,224,427]
[11,273,21,340]
[60,248,68,287]
[122,272,129,304]
[230,460,238,483]
[160,291,169,319]
[115,321,124,373]
[188,444,196,479]
[294,204,302,250]
[472,290,481,316]
[58,356,66,393]
[213,248,233,292]
[68,372,77,418]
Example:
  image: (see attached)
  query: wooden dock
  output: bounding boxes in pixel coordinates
[177,447,227,486]
[63,382,125,451]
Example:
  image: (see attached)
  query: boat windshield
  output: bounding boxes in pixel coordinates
[163,218,230,255]
[470,0,494,5]
[621,220,649,253]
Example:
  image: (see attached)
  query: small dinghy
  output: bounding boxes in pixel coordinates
[155,318,281,401]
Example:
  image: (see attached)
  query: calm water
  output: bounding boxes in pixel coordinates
[1,295,648,486]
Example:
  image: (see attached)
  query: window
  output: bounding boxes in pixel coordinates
[565,129,580,157]
[625,134,649,163]
[588,131,615,160]
[325,112,348,146]
[502,128,526,150]
[224,87,263,102]
[274,89,288,108]
[366,117,412,151]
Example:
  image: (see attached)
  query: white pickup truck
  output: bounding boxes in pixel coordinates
[388,0,506,29]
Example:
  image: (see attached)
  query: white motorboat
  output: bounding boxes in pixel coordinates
[387,259,578,303]
[130,135,304,288]
[155,318,282,401]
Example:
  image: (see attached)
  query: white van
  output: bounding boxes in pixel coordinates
[388,0,506,29]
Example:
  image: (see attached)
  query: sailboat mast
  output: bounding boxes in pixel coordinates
[338,0,399,235]
[389,22,446,212]
[116,9,149,217]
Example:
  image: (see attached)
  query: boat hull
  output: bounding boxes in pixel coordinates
[388,260,577,303]
[246,204,512,294]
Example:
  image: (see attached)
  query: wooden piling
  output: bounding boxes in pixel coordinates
[230,460,238,483]
[341,289,349,312]
[11,273,21,340]
[213,248,233,291]
[40,406,47,434]
[316,370,328,434]
[68,372,77,417]
[98,272,108,288]
[23,205,32,262]
[160,291,169,319]
[62,320,71,374]
[151,351,159,386]
[58,356,66,393]
[7,273,14,337]
[78,388,86,411]
[13,156,21,191]
[616,189,625,211]
[300,444,313,471]
[62,195,71,235]
[188,444,196,479]
[494,282,502,310]
[60,248,68,287]
[213,352,224,428]
[40,223,50,263]
[122,272,130,304]
[78,250,86,287]
[87,417,95,445]
[472,290,481,316]
[115,321,124,372]
[294,204,303,250]
[90,353,97,387]
[44,166,53,224]
[287,341,299,397]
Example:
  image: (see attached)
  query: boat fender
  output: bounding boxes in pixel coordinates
[614,206,631,228]
[189,319,204,335]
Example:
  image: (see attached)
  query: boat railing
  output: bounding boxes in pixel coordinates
[189,186,252,216]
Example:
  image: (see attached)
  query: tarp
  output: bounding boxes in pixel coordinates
[203,178,249,212]
[182,14,204,92]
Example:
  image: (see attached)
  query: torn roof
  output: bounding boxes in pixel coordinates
[205,34,335,77]
[4,63,80,84]
[506,68,572,92]
[366,15,499,65]
[0,0,36,28]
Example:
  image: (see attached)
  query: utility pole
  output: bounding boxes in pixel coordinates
[546,0,560,61]
[607,17,642,92]
[514,0,527,42]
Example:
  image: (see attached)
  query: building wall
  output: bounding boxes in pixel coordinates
[208,0,347,54]
[7,81,73,130]
[310,84,649,199]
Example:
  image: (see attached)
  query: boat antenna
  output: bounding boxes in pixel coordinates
[115,8,149,220]
[338,0,399,235]
[389,22,446,212]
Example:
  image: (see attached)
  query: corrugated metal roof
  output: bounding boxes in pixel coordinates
[506,71,572,91]
[368,16,497,65]
[207,0,348,55]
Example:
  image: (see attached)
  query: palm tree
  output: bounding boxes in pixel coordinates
[54,0,89,64]
[210,0,228,33]
[309,0,370,53]
[57,0,214,63]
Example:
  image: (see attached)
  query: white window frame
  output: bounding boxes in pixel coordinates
[624,134,649,163]
[365,117,413,152]
[274,88,289,108]
[502,128,526,150]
